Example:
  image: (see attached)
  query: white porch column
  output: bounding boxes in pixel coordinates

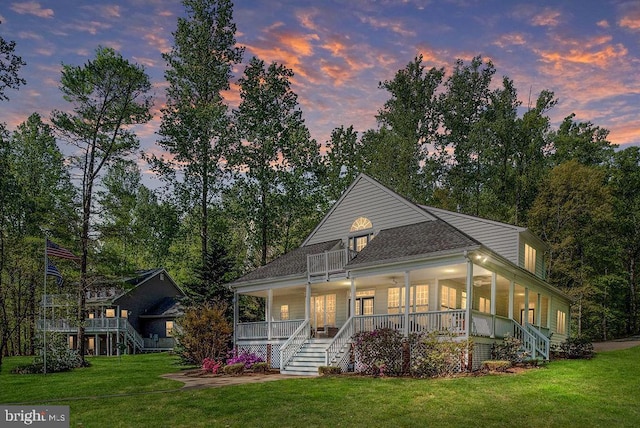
[524,287,530,325]
[547,296,553,331]
[267,289,273,341]
[466,260,473,337]
[305,283,311,320]
[350,278,356,319]
[536,293,542,327]
[508,281,514,320]
[233,291,239,348]
[490,272,497,338]
[404,271,410,337]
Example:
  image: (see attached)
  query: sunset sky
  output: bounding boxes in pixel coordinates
[1,0,639,184]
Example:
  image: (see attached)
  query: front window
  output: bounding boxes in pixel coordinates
[349,234,371,252]
[105,308,115,318]
[441,286,458,310]
[280,305,289,321]
[478,297,490,313]
[387,285,429,313]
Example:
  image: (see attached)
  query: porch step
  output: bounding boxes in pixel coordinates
[281,339,330,376]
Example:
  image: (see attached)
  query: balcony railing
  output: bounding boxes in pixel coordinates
[307,248,357,282]
[38,317,132,333]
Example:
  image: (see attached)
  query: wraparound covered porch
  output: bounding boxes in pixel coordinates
[234,251,562,372]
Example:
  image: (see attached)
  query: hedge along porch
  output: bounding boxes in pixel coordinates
[230,174,572,375]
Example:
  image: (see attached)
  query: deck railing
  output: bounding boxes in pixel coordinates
[307,248,356,281]
[512,322,536,358]
[280,319,310,369]
[236,320,305,340]
[38,317,132,332]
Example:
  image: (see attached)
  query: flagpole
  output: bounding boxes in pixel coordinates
[43,236,47,375]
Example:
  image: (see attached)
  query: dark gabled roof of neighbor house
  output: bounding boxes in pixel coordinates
[232,239,342,284]
[86,268,183,304]
[345,220,480,269]
[139,296,183,319]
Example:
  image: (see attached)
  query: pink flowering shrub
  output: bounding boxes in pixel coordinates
[226,350,264,369]
[202,358,223,374]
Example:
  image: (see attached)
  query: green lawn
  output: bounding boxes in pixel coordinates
[1,348,639,427]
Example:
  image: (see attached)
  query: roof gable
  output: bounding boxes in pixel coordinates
[346,220,480,269]
[303,174,436,246]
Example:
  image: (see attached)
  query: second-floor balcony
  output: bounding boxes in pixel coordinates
[307,248,357,282]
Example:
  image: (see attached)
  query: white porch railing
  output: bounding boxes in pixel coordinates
[280,319,310,369]
[409,310,466,335]
[526,324,550,360]
[236,320,305,340]
[307,248,356,281]
[354,313,405,333]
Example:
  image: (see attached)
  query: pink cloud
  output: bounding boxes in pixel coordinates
[144,33,171,54]
[10,2,54,18]
[493,33,528,49]
[531,8,562,27]
[596,19,610,28]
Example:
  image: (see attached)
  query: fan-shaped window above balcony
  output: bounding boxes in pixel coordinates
[349,217,373,252]
[350,217,372,232]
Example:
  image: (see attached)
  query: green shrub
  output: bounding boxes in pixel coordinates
[13,331,82,374]
[223,362,245,375]
[353,328,404,376]
[252,362,269,373]
[552,337,594,359]
[491,335,529,364]
[481,360,511,372]
[318,366,342,376]
[410,331,472,378]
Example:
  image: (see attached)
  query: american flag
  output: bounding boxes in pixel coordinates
[46,260,63,286]
[46,239,80,260]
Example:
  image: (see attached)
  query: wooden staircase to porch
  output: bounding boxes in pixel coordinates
[280,338,331,376]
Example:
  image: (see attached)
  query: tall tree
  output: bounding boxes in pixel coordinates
[323,125,362,203]
[438,56,495,215]
[149,0,244,277]
[231,57,321,266]
[528,160,616,339]
[550,113,616,167]
[51,47,152,363]
[0,21,26,100]
[370,56,444,202]
[610,147,640,334]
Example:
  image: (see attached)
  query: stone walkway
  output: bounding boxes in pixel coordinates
[161,372,307,390]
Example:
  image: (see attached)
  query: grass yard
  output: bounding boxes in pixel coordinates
[1,347,640,427]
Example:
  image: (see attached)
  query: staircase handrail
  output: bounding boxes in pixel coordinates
[279,319,310,369]
[512,321,536,359]
[325,317,354,366]
[526,324,550,360]
[122,318,144,351]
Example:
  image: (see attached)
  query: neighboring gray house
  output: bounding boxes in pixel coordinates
[230,174,572,375]
[40,268,184,355]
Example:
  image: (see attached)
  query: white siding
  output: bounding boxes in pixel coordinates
[305,176,435,245]
[424,207,521,264]
[550,298,570,345]
[272,294,305,320]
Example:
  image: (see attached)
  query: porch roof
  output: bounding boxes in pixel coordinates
[231,239,342,286]
[346,220,480,269]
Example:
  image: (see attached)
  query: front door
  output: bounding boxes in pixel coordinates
[311,294,336,332]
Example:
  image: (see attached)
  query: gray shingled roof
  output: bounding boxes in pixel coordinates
[345,220,480,268]
[232,239,342,285]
